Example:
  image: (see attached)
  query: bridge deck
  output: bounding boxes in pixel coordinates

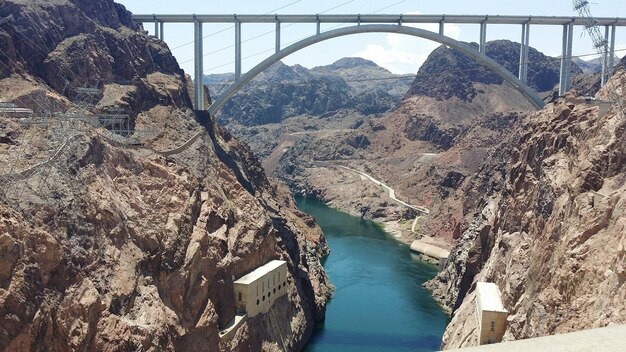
[132,14,626,26]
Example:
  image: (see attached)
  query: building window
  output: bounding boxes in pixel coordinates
[238,291,242,301]
[256,299,259,305]
[490,321,495,332]
[273,288,276,294]
[262,295,265,301]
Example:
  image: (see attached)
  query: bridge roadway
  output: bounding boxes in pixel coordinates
[132,14,626,26]
[445,324,626,352]
[133,13,626,111]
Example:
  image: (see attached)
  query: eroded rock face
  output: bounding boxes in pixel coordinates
[0,0,331,350]
[212,60,406,127]
[428,73,626,349]
[406,40,582,102]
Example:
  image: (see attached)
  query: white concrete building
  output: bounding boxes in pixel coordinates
[233,260,288,318]
[475,282,508,345]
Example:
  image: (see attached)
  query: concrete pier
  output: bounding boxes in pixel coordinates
[559,23,573,95]
[479,22,487,54]
[193,20,204,110]
[410,240,450,260]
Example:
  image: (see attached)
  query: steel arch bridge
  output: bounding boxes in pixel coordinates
[205,24,544,112]
[132,14,626,113]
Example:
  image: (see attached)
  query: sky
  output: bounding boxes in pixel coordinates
[115,0,626,76]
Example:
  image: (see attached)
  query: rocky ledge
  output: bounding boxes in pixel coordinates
[0,0,331,350]
[428,71,626,348]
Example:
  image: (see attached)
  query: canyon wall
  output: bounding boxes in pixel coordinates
[0,1,331,351]
[428,71,626,348]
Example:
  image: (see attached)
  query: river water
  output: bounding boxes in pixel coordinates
[297,197,448,352]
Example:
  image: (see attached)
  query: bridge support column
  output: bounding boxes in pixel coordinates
[601,26,609,86]
[276,19,281,53]
[194,20,204,110]
[603,25,617,85]
[154,21,159,39]
[523,23,530,82]
[235,20,242,81]
[479,22,487,54]
[608,25,616,80]
[439,19,444,35]
[159,21,164,41]
[518,23,529,83]
[316,15,321,35]
[559,24,573,95]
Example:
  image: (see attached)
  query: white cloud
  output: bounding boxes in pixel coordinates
[354,11,461,74]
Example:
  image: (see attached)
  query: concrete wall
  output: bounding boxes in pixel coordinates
[410,240,450,260]
[446,325,626,352]
[234,262,288,317]
[477,310,508,345]
[219,314,247,341]
[475,283,508,345]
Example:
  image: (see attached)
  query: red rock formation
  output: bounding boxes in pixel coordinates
[0,1,331,350]
[428,71,626,348]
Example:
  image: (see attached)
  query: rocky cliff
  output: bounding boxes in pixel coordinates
[406,40,581,103]
[0,1,331,351]
[268,41,543,242]
[427,70,626,348]
[208,58,411,127]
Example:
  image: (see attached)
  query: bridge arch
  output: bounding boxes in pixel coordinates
[207,24,545,115]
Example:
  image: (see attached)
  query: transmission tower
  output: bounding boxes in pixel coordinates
[573,0,624,117]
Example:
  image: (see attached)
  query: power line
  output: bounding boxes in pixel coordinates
[201,31,626,77]
[202,46,626,92]
[176,0,360,65]
[574,0,625,118]
[201,0,413,74]
[169,0,304,52]
[370,0,408,14]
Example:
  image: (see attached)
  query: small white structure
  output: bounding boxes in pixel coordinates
[475,282,508,345]
[410,240,450,271]
[565,96,613,117]
[233,260,288,318]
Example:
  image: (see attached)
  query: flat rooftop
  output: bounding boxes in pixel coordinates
[234,260,286,285]
[476,282,507,313]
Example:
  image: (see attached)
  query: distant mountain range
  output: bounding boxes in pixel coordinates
[204,57,412,126]
[206,40,594,128]
[572,55,622,74]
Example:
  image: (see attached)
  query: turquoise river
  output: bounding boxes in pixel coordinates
[297,197,448,352]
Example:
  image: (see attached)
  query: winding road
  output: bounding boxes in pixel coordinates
[314,161,431,235]
[333,164,430,215]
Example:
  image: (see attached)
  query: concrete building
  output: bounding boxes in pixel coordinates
[475,282,508,345]
[233,260,288,318]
